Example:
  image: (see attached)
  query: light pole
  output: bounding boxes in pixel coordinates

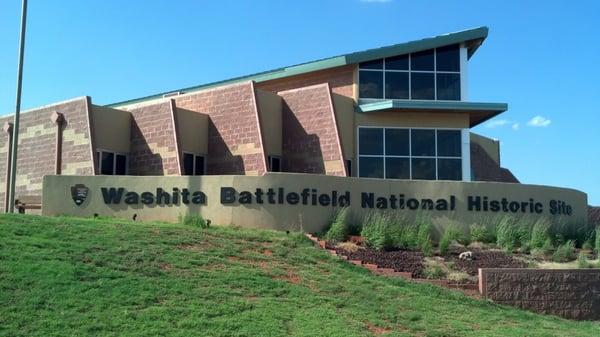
[8,0,28,213]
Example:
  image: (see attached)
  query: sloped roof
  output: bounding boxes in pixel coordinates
[109,27,489,107]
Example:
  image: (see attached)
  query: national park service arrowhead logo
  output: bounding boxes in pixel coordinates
[71,184,89,206]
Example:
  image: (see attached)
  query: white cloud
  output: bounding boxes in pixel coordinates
[512,123,520,131]
[485,119,510,128]
[527,116,551,127]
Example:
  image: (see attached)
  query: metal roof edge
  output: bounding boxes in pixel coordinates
[358,100,508,113]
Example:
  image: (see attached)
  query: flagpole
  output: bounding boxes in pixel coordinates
[8,0,28,213]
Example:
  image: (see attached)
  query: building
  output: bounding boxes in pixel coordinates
[1,27,522,212]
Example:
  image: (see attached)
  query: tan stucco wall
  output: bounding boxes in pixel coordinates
[332,93,355,160]
[176,108,208,155]
[356,111,469,129]
[471,132,500,164]
[91,105,131,153]
[43,173,588,237]
[256,89,282,156]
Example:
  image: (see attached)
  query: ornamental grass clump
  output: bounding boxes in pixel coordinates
[552,240,576,263]
[469,223,495,244]
[439,225,462,256]
[530,218,551,249]
[324,207,351,242]
[179,214,209,228]
[596,227,600,255]
[416,215,433,257]
[496,216,529,251]
[361,213,398,251]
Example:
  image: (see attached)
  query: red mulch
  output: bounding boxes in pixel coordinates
[445,248,528,276]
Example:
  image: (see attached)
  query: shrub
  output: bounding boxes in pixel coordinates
[552,240,576,263]
[582,240,593,251]
[423,263,446,279]
[439,225,461,256]
[324,208,351,242]
[577,252,593,269]
[496,217,519,251]
[180,214,208,228]
[530,218,551,249]
[549,220,595,248]
[470,223,495,243]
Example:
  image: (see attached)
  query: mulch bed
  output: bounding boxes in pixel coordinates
[326,242,425,278]
[445,248,528,276]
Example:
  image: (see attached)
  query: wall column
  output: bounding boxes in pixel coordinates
[461,129,471,182]
[3,122,13,213]
[50,112,65,175]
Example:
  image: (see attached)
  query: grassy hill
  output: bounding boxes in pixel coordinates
[0,214,598,337]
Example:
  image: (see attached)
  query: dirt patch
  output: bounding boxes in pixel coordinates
[159,263,172,271]
[365,322,392,335]
[331,243,425,278]
[262,249,273,257]
[178,243,212,252]
[446,248,528,276]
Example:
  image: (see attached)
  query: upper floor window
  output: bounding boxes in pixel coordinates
[359,44,461,101]
[97,150,127,175]
[183,152,206,175]
[357,127,462,181]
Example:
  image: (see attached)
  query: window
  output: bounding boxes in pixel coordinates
[268,156,281,172]
[357,127,462,181]
[183,153,206,175]
[358,44,461,101]
[96,150,127,175]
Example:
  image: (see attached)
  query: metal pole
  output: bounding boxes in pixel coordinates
[8,0,28,213]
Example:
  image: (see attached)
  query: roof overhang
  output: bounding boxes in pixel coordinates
[357,100,508,127]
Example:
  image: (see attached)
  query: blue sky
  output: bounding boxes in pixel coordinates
[1,0,598,204]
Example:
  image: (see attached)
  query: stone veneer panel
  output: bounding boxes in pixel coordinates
[0,97,95,203]
[479,268,600,320]
[256,65,355,99]
[126,100,181,176]
[172,81,267,175]
[278,83,347,176]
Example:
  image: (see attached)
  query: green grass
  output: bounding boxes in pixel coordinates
[0,215,598,337]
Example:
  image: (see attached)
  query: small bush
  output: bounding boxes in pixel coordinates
[530,218,551,249]
[496,217,519,251]
[470,223,495,243]
[552,240,576,263]
[582,240,593,251]
[439,225,461,256]
[577,252,594,269]
[180,214,208,228]
[596,227,600,254]
[324,208,351,242]
[423,263,446,279]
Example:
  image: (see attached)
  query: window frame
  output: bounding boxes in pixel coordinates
[182,151,207,176]
[358,45,461,101]
[96,149,128,175]
[356,126,463,181]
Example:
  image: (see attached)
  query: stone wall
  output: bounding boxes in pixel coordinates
[278,84,346,176]
[479,268,600,320]
[126,100,181,176]
[0,97,95,204]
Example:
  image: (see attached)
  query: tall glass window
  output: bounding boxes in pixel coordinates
[358,127,462,181]
[358,44,461,101]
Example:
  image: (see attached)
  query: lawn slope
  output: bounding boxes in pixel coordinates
[0,214,598,337]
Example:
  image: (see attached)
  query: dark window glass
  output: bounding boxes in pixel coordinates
[411,73,435,100]
[183,153,194,175]
[268,156,280,173]
[437,130,461,157]
[359,71,383,98]
[359,59,383,70]
[195,155,205,175]
[359,157,384,178]
[436,44,460,72]
[385,158,410,179]
[438,158,462,180]
[436,73,461,100]
[385,72,409,99]
[411,49,434,71]
[345,160,352,177]
[101,152,114,175]
[385,129,409,156]
[385,54,408,70]
[115,154,127,175]
[359,128,383,155]
[411,158,436,180]
[411,129,435,156]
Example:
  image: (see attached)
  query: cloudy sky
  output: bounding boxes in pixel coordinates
[0,0,598,204]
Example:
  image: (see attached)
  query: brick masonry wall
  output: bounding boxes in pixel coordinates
[126,100,181,176]
[257,65,355,100]
[588,206,600,225]
[278,83,346,176]
[479,268,600,320]
[173,82,267,175]
[0,97,95,203]
[471,143,519,183]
